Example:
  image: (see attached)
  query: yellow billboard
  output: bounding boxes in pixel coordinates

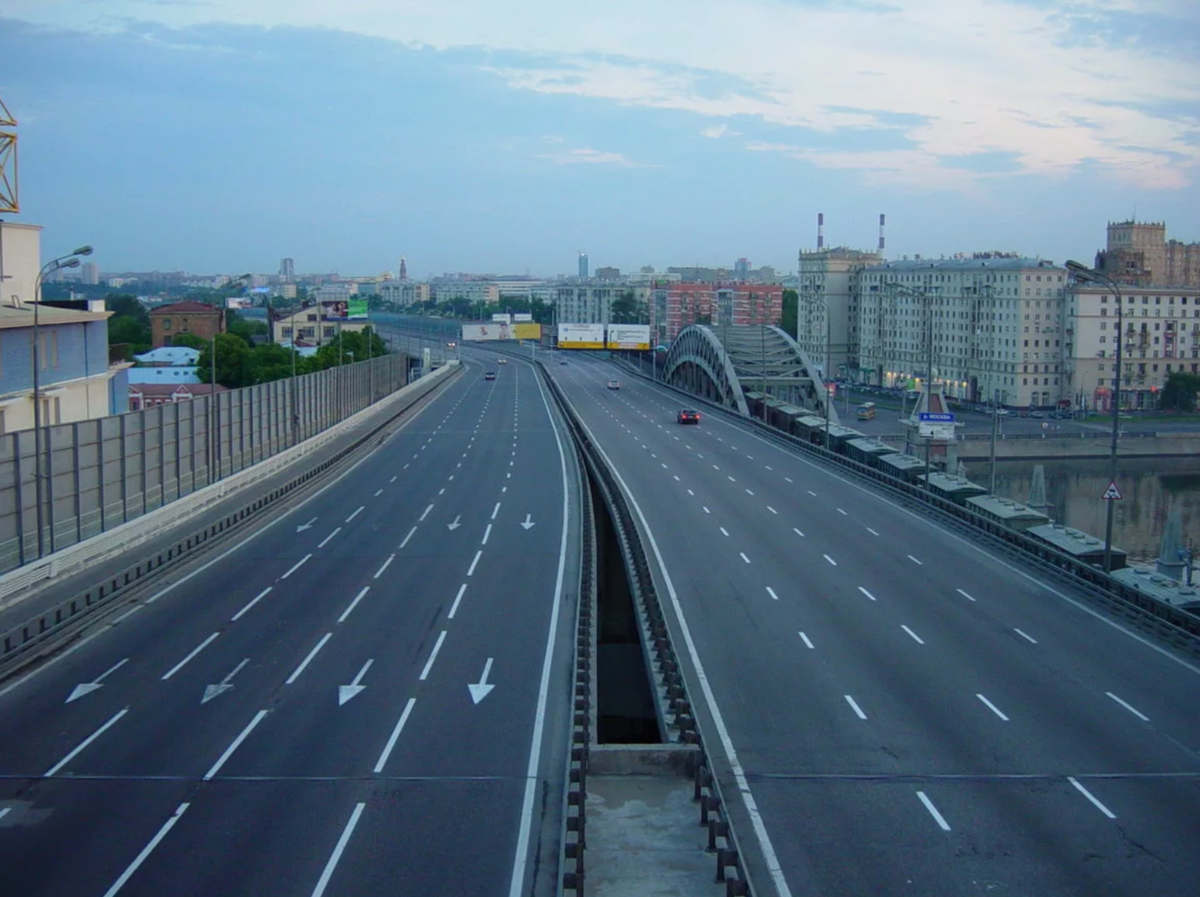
[513,322,542,340]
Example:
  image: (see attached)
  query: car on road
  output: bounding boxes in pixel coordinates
[559,360,568,365]
[485,371,496,380]
[677,409,701,425]
[498,358,507,364]
[606,379,620,390]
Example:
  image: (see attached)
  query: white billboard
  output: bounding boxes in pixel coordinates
[492,313,512,324]
[513,313,533,322]
[462,322,513,342]
[606,324,651,350]
[558,322,605,349]
[225,297,252,309]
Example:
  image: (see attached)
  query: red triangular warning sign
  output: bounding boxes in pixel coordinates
[1102,481,1122,500]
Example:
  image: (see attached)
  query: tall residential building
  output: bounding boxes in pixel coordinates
[80,261,99,285]
[594,266,621,280]
[797,247,883,380]
[556,284,652,330]
[734,258,750,281]
[654,281,781,342]
[379,280,430,307]
[279,257,295,283]
[578,252,589,279]
[1065,283,1200,412]
[399,256,408,281]
[1096,220,1200,287]
[858,255,1067,408]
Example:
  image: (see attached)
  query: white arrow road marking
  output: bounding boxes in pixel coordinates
[469,657,496,704]
[339,659,374,706]
[520,514,535,530]
[203,658,250,704]
[66,658,129,703]
[447,516,462,531]
[296,517,318,533]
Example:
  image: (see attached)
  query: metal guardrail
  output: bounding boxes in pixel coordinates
[613,356,1200,660]
[542,362,754,897]
[0,364,462,678]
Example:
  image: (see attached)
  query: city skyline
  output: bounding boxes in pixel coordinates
[1,1,1197,275]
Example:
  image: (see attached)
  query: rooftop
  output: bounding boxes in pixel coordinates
[149,300,221,315]
[869,256,1060,272]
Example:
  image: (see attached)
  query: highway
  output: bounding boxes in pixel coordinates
[0,356,578,897]
[550,354,1200,897]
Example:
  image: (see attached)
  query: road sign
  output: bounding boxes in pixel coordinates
[919,412,955,423]
[1102,481,1123,501]
[919,423,956,440]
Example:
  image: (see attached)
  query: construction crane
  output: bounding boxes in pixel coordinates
[0,93,17,214]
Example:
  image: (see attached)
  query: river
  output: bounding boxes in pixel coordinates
[980,457,1200,565]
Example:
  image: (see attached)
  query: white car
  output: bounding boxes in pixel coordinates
[606,379,620,390]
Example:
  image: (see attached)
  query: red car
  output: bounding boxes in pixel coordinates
[677,409,701,425]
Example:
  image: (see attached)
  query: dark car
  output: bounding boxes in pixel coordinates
[485,371,496,380]
[677,409,701,425]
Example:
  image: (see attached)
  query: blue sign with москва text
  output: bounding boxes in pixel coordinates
[919,412,955,422]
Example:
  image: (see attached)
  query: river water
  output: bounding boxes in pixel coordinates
[980,457,1200,565]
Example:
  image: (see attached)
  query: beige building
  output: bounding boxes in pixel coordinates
[0,221,42,307]
[797,247,883,379]
[1097,220,1200,288]
[379,281,430,307]
[271,305,366,347]
[1065,284,1200,412]
[857,255,1068,409]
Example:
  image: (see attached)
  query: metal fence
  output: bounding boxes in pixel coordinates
[0,354,407,574]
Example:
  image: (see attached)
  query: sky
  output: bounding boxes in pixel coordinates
[1,0,1198,279]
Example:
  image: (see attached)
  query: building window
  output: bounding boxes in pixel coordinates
[163,319,172,330]
[182,318,190,332]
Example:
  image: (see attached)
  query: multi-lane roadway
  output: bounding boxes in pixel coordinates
[0,356,578,897]
[551,354,1200,897]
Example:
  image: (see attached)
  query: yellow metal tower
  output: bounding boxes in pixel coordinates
[0,94,17,213]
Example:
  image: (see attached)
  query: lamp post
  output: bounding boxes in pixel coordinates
[885,282,936,488]
[32,244,92,559]
[799,289,832,446]
[209,273,250,485]
[1067,259,1123,572]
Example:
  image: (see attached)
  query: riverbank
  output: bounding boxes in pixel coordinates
[946,432,1200,461]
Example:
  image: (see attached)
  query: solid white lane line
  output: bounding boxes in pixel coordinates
[793,528,805,537]
[1106,692,1150,721]
[740,552,751,564]
[858,587,877,602]
[719,527,730,536]
[281,554,312,580]
[866,527,879,536]
[373,555,395,579]
[767,506,777,514]
[338,585,369,618]
[467,549,483,576]
[956,588,977,602]
[100,802,191,897]
[1068,777,1117,819]
[1014,628,1038,644]
[901,625,925,644]
[448,583,468,619]
[798,632,814,649]
[232,587,272,622]
[844,695,867,720]
[204,710,268,780]
[766,587,779,601]
[976,693,1010,721]
[492,501,502,520]
[907,554,923,565]
[419,503,434,522]
[0,807,9,822]
[482,524,493,545]
[917,792,951,831]
[287,633,333,684]
[46,708,129,777]
[399,526,418,549]
[161,633,220,680]
[345,506,364,523]
[419,631,447,681]
[318,527,341,549]
[310,802,367,897]
[823,554,837,566]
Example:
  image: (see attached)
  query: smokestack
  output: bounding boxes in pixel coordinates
[817,212,825,250]
[878,214,886,252]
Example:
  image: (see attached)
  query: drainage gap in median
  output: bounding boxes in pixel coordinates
[594,476,662,745]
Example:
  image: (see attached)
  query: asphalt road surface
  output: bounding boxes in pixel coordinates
[0,356,579,897]
[551,354,1200,897]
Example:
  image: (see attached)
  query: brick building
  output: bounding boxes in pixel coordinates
[149,301,224,348]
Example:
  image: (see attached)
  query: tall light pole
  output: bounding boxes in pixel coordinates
[799,289,832,445]
[1067,259,1123,572]
[32,244,92,558]
[209,274,250,484]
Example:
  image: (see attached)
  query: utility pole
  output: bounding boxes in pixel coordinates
[988,408,999,494]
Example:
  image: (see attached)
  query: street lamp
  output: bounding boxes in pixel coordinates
[1067,259,1123,572]
[799,289,832,446]
[209,273,251,484]
[32,244,92,558]
[885,281,937,487]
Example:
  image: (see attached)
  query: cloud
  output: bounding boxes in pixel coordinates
[536,147,655,168]
[701,124,740,139]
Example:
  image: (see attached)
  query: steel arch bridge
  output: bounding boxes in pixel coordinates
[662,324,839,423]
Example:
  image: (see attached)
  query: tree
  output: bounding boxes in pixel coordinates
[1159,371,1200,412]
[171,333,208,351]
[780,289,798,337]
[105,293,149,325]
[108,315,151,353]
[610,291,648,324]
[244,343,298,385]
[226,310,267,344]
[196,333,251,389]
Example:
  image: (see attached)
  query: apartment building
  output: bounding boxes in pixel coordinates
[1065,284,1200,411]
[555,284,651,328]
[271,305,366,347]
[797,247,883,379]
[1097,220,1200,288]
[379,281,430,307]
[857,255,1068,409]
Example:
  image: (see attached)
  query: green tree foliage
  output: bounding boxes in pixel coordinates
[170,333,208,350]
[1159,371,1200,412]
[244,343,300,385]
[108,316,151,353]
[196,333,252,388]
[780,289,798,337]
[226,310,268,344]
[106,293,149,324]
[610,291,648,323]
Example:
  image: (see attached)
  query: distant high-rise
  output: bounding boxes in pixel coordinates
[578,251,589,279]
[734,258,750,281]
[80,261,99,285]
[399,256,408,280]
[279,257,295,283]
